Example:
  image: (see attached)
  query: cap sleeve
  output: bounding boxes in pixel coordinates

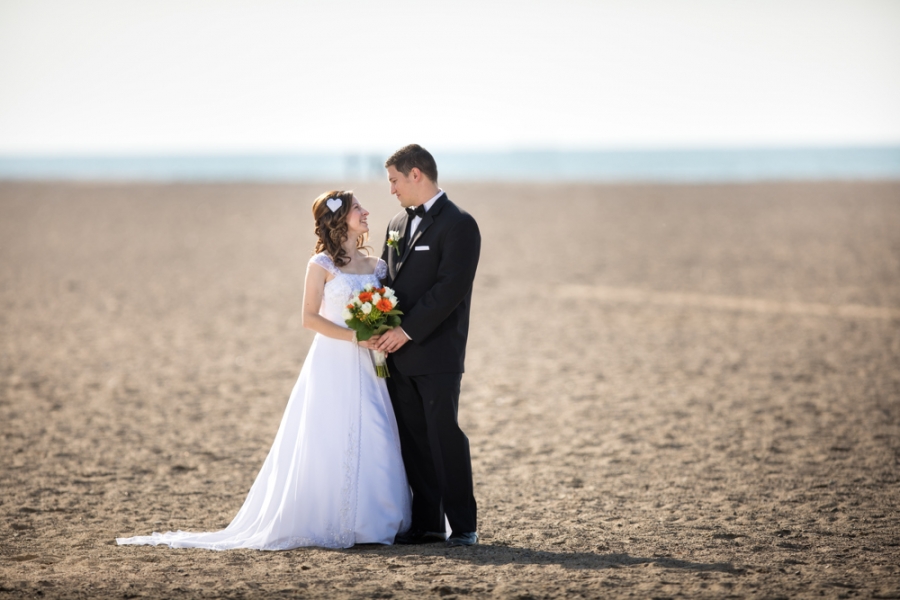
[375,258,388,280]
[309,252,341,276]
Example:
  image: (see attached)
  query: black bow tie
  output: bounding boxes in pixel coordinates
[405,205,427,218]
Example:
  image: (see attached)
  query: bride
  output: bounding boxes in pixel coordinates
[117,191,412,550]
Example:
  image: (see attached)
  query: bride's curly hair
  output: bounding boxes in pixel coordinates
[312,190,367,268]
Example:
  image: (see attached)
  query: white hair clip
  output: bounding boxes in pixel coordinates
[326,197,343,213]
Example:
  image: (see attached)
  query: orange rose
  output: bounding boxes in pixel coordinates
[375,299,393,312]
[358,291,373,303]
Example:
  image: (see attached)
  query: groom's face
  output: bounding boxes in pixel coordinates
[387,165,416,208]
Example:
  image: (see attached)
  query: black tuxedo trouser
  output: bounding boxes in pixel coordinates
[387,370,477,534]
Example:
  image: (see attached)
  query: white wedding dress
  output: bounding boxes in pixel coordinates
[117,253,411,550]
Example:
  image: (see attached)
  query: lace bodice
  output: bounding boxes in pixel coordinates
[310,253,387,325]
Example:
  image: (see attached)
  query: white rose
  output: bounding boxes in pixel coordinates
[372,293,382,303]
[361,302,372,314]
[364,284,374,292]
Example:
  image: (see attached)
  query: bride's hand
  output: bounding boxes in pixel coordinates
[358,334,381,350]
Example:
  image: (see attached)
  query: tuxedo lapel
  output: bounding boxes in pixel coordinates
[398,213,411,254]
[386,213,410,281]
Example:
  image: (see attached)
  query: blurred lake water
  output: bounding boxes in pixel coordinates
[1,147,899,182]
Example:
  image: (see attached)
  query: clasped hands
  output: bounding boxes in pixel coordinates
[358,327,410,354]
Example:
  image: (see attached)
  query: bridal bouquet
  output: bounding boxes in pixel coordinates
[343,284,403,377]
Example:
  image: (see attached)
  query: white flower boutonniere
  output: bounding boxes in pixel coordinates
[386,230,402,256]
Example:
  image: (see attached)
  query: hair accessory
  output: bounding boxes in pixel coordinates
[326,197,343,213]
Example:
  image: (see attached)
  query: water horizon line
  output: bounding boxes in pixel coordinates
[1,146,899,183]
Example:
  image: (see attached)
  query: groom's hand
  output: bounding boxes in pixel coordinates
[376,327,410,354]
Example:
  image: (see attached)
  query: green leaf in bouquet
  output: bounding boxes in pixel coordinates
[346,317,374,341]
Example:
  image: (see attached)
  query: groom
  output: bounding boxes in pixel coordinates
[375,144,481,547]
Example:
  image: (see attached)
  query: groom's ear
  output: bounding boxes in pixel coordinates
[409,167,422,182]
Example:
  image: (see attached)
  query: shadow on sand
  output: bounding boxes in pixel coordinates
[347,543,745,574]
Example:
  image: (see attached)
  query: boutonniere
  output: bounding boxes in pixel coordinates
[386,230,402,256]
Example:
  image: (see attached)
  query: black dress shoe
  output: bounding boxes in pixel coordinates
[394,529,446,545]
[446,532,478,547]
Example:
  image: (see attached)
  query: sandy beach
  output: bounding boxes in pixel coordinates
[1,180,899,599]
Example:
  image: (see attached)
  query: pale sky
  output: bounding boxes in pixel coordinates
[1,0,899,154]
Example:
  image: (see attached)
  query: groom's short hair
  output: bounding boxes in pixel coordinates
[385,144,438,183]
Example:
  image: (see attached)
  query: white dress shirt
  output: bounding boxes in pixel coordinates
[409,189,443,238]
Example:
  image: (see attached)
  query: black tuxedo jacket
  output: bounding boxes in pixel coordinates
[380,193,481,376]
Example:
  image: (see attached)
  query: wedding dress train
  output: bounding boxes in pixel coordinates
[116,254,411,550]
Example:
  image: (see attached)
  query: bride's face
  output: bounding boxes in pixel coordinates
[345,197,369,236]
